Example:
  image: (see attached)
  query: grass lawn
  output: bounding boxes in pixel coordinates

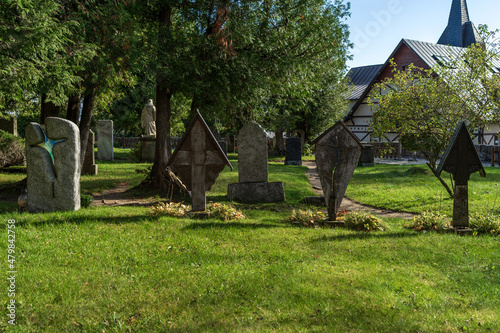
[0,151,499,332]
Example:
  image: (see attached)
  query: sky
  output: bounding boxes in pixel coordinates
[346,0,500,69]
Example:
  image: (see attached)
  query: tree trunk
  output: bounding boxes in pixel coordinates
[41,94,63,124]
[66,94,81,125]
[79,89,95,172]
[275,127,285,155]
[426,162,454,198]
[150,4,173,190]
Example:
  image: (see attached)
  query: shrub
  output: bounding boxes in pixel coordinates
[341,211,385,232]
[405,211,451,232]
[80,194,94,208]
[0,130,25,168]
[150,202,245,221]
[288,208,326,227]
[207,202,245,221]
[470,213,500,236]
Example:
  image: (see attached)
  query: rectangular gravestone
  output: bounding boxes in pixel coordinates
[218,140,228,157]
[97,120,114,161]
[227,122,285,203]
[82,130,98,175]
[0,116,17,136]
[26,117,81,212]
[285,137,302,165]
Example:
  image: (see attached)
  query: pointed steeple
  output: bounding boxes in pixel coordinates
[438,0,482,48]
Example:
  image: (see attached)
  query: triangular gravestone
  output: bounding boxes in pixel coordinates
[312,121,365,223]
[167,111,232,212]
[436,121,485,228]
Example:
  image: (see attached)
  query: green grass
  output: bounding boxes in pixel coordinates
[0,154,499,332]
[346,164,500,216]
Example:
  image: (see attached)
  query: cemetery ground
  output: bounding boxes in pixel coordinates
[0,151,499,332]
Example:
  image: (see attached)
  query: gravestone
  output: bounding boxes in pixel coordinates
[0,115,17,136]
[82,130,98,175]
[25,117,80,212]
[225,134,235,153]
[291,129,305,152]
[227,122,285,203]
[358,145,374,166]
[313,121,364,223]
[167,111,232,212]
[140,136,156,162]
[218,140,228,157]
[285,137,302,165]
[97,120,114,161]
[436,122,486,229]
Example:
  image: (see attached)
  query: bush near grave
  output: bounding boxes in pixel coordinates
[0,129,25,168]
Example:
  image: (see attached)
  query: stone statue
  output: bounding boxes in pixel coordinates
[141,99,156,136]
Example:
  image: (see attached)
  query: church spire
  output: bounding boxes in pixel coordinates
[437,0,482,47]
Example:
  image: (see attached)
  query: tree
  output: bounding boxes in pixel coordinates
[369,30,500,197]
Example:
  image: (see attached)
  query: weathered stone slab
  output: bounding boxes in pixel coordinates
[82,130,98,175]
[313,121,364,221]
[225,134,235,153]
[285,137,302,165]
[238,122,268,183]
[358,145,374,166]
[227,182,285,203]
[97,120,114,161]
[26,117,80,212]
[168,111,232,211]
[0,115,17,136]
[218,140,228,157]
[140,135,156,162]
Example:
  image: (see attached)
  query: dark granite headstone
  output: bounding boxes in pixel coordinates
[285,137,302,165]
[218,140,228,156]
[0,116,17,136]
[358,145,374,166]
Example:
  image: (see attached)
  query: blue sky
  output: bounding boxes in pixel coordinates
[346,0,500,69]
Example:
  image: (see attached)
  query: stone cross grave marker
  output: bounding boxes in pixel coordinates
[285,137,302,165]
[26,117,80,212]
[227,122,285,203]
[167,111,232,212]
[313,121,365,223]
[97,120,114,161]
[436,121,486,228]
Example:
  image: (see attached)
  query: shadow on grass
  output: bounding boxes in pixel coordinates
[313,231,420,242]
[182,221,289,231]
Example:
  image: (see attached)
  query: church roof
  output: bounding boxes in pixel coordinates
[437,0,482,47]
[347,64,383,100]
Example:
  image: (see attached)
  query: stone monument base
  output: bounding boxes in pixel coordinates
[140,135,156,162]
[227,182,285,203]
[285,160,302,166]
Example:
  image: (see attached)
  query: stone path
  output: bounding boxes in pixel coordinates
[303,161,416,219]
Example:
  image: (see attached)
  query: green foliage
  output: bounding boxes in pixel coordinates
[288,208,326,227]
[80,194,94,208]
[0,130,25,168]
[470,213,500,235]
[207,202,246,221]
[405,211,452,232]
[16,112,39,138]
[341,211,386,232]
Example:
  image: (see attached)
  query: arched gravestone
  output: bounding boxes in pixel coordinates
[167,111,233,212]
[436,121,486,229]
[313,121,364,222]
[227,122,285,203]
[25,117,80,212]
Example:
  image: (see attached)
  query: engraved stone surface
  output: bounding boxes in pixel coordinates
[26,117,80,212]
[82,130,98,175]
[168,111,232,211]
[285,137,302,165]
[313,121,364,221]
[238,122,268,183]
[97,120,114,161]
